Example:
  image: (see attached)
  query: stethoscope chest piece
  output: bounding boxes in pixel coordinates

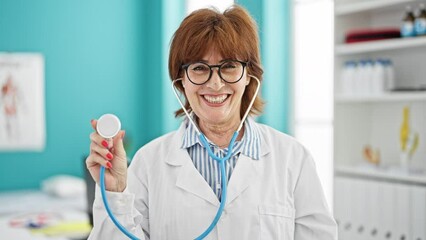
[97,113,121,138]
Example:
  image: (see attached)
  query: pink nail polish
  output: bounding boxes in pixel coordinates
[106,153,113,160]
[102,140,109,148]
[106,162,112,169]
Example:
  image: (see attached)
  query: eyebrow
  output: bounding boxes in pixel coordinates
[199,58,234,64]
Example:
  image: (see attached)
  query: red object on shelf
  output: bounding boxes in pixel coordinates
[345,27,401,43]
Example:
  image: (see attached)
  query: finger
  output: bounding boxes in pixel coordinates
[86,152,112,169]
[90,141,114,161]
[112,130,126,157]
[90,132,112,149]
[91,119,97,131]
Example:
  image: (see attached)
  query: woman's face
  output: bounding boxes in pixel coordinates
[182,49,250,127]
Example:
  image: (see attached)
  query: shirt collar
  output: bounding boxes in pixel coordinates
[181,116,261,160]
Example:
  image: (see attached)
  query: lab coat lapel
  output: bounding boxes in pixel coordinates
[226,154,259,205]
[165,123,220,207]
[173,148,220,207]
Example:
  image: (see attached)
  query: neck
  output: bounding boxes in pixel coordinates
[198,118,244,148]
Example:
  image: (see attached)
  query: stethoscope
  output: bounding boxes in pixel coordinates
[98,74,260,240]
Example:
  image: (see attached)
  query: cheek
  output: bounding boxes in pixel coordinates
[183,84,199,102]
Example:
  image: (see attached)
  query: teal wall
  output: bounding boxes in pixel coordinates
[238,0,292,133]
[0,0,161,191]
[0,0,289,191]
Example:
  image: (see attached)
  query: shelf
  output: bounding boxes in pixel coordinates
[335,0,419,16]
[335,37,426,55]
[335,91,426,103]
[335,165,426,185]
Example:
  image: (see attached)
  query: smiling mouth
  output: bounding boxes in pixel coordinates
[202,94,229,104]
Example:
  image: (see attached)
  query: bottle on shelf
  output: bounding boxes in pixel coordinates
[384,59,396,91]
[371,59,385,94]
[356,60,366,95]
[363,59,374,95]
[401,6,416,37]
[415,3,426,36]
[340,61,356,95]
[340,58,396,96]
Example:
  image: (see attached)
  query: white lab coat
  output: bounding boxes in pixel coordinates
[89,121,337,240]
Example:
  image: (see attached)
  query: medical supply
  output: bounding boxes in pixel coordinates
[340,61,356,95]
[97,75,260,240]
[340,58,395,96]
[371,59,385,94]
[401,6,416,37]
[384,59,395,91]
[399,106,419,169]
[415,4,426,35]
[97,113,139,239]
[363,145,380,166]
[344,28,401,43]
[97,114,121,138]
[9,212,62,229]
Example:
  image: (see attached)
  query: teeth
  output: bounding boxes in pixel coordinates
[203,95,228,104]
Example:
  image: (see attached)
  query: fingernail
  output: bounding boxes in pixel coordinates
[106,153,113,160]
[102,140,109,148]
[121,130,126,140]
[106,162,112,169]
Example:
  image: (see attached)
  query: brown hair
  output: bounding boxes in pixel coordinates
[169,5,264,118]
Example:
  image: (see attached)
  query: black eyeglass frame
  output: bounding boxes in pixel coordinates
[181,60,248,85]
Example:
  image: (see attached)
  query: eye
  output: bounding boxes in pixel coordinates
[222,62,237,69]
[190,63,209,72]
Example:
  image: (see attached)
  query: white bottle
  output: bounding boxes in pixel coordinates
[371,59,385,94]
[364,59,374,96]
[384,59,396,91]
[355,60,365,96]
[340,61,356,95]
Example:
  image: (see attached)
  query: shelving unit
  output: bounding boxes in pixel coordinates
[335,91,426,102]
[334,0,426,239]
[335,37,426,55]
[335,0,421,16]
[335,165,426,185]
[334,0,426,174]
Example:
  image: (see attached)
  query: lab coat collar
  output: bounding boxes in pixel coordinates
[166,120,270,167]
[181,116,262,160]
[165,121,267,207]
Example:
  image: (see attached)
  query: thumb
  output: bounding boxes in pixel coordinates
[113,130,126,157]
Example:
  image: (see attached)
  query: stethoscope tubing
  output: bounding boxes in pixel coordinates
[194,132,238,240]
[100,166,139,240]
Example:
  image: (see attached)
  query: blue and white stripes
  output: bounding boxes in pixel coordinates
[181,117,260,199]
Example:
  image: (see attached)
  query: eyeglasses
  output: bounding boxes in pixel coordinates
[181,60,248,85]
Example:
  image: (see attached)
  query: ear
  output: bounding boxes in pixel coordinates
[245,76,251,86]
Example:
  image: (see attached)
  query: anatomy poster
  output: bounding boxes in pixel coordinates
[0,53,45,151]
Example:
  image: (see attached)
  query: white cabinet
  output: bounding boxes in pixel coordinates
[333,0,426,239]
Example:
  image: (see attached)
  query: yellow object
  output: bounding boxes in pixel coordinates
[30,221,91,237]
[409,133,419,157]
[400,106,410,151]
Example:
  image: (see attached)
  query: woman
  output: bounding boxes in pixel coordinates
[87,5,337,240]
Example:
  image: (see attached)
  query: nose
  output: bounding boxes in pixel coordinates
[206,68,225,90]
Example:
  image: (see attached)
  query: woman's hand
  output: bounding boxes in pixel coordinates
[86,119,128,192]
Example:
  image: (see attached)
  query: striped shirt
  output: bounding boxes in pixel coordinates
[181,117,261,199]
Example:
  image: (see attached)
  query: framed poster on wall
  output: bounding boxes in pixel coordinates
[0,53,45,151]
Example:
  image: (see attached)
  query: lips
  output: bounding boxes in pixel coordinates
[203,94,229,104]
